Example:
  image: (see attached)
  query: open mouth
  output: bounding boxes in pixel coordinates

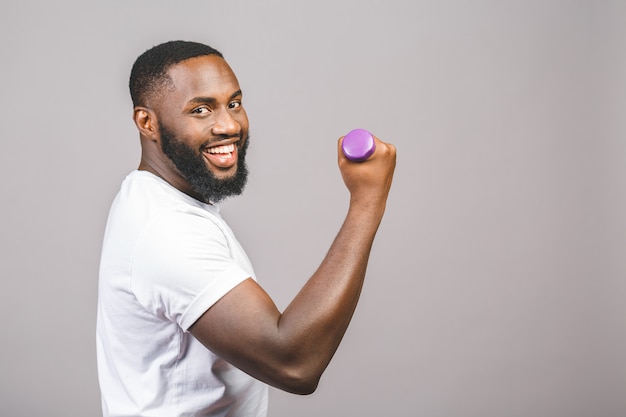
[203,142,238,169]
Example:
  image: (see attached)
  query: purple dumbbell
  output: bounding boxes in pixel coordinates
[342,129,376,162]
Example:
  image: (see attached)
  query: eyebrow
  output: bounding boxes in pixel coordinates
[187,90,243,106]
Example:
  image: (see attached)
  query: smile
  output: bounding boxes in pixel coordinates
[203,142,238,169]
[207,143,236,154]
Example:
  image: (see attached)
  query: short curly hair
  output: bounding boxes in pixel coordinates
[129,40,223,107]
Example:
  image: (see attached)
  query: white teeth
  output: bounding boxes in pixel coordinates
[207,144,235,154]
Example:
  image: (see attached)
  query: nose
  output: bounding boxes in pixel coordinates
[211,108,239,136]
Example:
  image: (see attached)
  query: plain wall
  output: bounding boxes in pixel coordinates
[1,1,625,416]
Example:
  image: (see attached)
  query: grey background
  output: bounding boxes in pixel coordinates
[1,1,625,416]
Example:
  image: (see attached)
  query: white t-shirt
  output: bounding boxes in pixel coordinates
[96,170,268,417]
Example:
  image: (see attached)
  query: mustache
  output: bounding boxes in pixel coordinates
[201,133,248,149]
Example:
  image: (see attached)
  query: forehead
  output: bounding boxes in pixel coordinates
[166,55,241,101]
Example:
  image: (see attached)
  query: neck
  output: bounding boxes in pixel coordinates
[138,138,209,203]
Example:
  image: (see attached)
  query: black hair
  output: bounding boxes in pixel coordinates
[129,40,223,107]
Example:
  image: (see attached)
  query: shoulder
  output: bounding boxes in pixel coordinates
[102,170,229,261]
[110,170,221,227]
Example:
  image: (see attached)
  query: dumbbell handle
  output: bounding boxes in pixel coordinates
[342,129,376,162]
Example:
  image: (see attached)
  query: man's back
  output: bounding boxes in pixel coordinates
[96,170,267,417]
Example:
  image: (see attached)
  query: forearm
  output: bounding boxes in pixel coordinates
[275,199,386,386]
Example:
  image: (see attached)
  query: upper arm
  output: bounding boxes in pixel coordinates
[189,278,318,394]
[131,211,251,327]
[131,209,317,392]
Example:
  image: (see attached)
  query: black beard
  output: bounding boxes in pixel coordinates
[159,121,249,204]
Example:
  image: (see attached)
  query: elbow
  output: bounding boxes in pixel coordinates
[290,372,320,395]
[295,384,319,396]
[282,377,320,396]
[273,364,322,395]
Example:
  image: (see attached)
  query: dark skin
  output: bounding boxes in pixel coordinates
[133,55,396,395]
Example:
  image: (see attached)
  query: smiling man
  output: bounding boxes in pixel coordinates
[96,40,396,417]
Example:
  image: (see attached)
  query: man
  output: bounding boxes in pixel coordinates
[96,40,396,417]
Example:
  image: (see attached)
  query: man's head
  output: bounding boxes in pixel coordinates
[130,40,224,108]
[130,40,249,203]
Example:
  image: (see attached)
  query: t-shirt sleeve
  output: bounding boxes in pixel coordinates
[130,209,252,330]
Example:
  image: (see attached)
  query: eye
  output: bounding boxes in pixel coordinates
[228,100,242,109]
[191,106,211,114]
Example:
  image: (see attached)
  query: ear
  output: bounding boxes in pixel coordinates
[133,107,159,141]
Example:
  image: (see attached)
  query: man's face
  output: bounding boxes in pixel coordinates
[155,55,250,203]
[159,119,249,203]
